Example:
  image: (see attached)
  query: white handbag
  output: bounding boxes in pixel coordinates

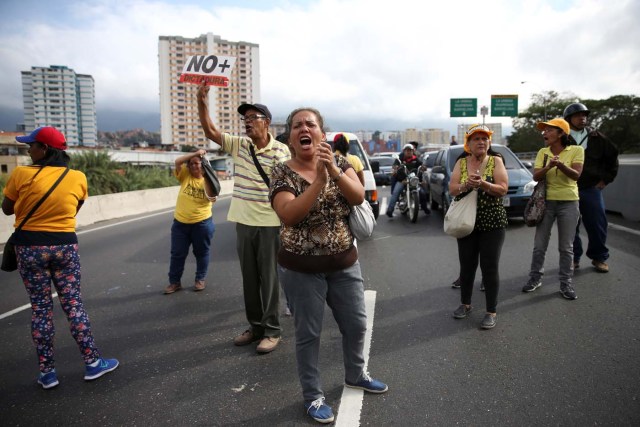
[443,190,478,238]
[349,201,376,240]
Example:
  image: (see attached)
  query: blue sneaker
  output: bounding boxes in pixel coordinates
[304,397,334,424]
[37,370,59,389]
[84,358,119,381]
[345,372,388,393]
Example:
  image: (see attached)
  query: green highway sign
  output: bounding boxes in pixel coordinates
[491,95,518,117]
[450,98,477,117]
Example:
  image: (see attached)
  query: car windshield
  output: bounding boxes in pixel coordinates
[370,157,395,167]
[447,145,523,171]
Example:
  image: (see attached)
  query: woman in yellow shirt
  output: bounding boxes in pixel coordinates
[2,127,118,389]
[333,133,365,186]
[163,149,218,294]
[522,118,584,300]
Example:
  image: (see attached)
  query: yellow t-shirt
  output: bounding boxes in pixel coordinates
[3,165,87,232]
[535,145,584,201]
[173,166,212,224]
[221,133,291,227]
[346,154,364,174]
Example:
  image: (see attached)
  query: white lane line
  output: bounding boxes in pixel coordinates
[0,293,58,321]
[609,223,640,237]
[0,210,176,321]
[76,209,174,235]
[335,290,377,427]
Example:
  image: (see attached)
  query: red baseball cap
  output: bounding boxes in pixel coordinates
[16,126,67,150]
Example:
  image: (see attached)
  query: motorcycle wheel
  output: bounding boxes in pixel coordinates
[409,190,419,223]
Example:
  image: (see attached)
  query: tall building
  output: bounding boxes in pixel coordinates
[21,65,97,146]
[158,33,261,148]
[401,128,449,149]
[457,123,503,145]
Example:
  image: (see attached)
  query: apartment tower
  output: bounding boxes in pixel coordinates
[21,65,97,146]
[158,33,261,148]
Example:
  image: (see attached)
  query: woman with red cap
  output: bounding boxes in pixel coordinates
[2,126,119,389]
[522,118,584,300]
[448,124,508,329]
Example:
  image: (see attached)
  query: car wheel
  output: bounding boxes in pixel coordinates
[430,197,439,210]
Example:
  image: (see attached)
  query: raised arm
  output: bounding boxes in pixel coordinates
[197,83,222,144]
[174,149,206,174]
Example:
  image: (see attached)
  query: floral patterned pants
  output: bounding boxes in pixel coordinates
[17,244,100,374]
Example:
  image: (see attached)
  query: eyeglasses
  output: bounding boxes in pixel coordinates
[240,114,267,122]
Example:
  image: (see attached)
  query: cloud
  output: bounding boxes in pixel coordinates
[0,0,638,132]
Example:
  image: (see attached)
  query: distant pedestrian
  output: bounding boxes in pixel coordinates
[271,107,388,424]
[163,148,217,295]
[448,124,508,329]
[523,118,584,300]
[333,133,365,186]
[197,83,290,354]
[450,136,459,146]
[2,126,118,389]
[563,102,619,273]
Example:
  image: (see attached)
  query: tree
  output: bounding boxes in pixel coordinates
[508,93,640,154]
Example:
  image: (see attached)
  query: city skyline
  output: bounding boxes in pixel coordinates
[1,0,638,135]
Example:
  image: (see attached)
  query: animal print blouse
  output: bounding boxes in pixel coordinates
[269,156,357,273]
[458,155,508,232]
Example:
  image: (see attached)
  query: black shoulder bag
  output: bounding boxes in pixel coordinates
[200,157,221,197]
[2,167,70,272]
[249,144,270,187]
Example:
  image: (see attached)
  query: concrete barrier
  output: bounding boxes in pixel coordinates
[603,160,640,221]
[1,179,234,245]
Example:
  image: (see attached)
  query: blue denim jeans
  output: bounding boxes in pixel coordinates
[573,186,609,263]
[529,200,580,285]
[168,217,215,284]
[279,261,367,402]
[386,182,406,215]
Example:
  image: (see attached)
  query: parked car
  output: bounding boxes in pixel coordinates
[326,132,379,219]
[369,155,395,185]
[375,151,400,159]
[429,144,535,217]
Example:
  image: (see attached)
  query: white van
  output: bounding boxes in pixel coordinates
[325,132,379,219]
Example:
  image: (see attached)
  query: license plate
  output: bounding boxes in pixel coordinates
[502,197,510,207]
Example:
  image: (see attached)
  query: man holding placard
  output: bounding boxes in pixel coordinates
[196,81,290,354]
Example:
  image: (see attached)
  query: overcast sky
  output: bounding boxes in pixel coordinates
[1,0,638,133]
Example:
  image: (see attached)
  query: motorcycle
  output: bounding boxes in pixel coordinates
[394,165,420,223]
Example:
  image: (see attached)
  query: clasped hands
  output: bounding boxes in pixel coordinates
[315,142,341,181]
[466,172,483,190]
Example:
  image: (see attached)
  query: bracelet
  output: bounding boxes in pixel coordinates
[332,169,344,183]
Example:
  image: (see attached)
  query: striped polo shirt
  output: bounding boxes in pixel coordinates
[221,133,291,226]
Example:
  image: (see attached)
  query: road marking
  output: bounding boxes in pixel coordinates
[335,290,377,427]
[609,223,640,236]
[0,210,178,320]
[0,293,58,320]
[76,209,174,235]
[380,197,388,214]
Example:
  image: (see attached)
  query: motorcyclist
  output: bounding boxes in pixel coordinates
[386,144,421,218]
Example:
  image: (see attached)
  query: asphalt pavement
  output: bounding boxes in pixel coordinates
[1,189,639,426]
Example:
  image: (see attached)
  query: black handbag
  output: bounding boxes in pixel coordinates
[200,157,221,197]
[1,167,69,272]
[1,234,17,272]
[523,154,548,227]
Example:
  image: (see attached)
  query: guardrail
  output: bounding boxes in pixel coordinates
[1,180,234,245]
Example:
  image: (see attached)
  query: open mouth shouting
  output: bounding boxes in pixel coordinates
[299,136,312,147]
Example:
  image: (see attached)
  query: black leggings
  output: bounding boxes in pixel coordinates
[457,227,505,313]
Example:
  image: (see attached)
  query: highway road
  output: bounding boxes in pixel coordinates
[1,187,639,426]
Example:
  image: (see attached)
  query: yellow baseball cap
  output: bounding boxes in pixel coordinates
[463,124,493,152]
[536,118,570,135]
